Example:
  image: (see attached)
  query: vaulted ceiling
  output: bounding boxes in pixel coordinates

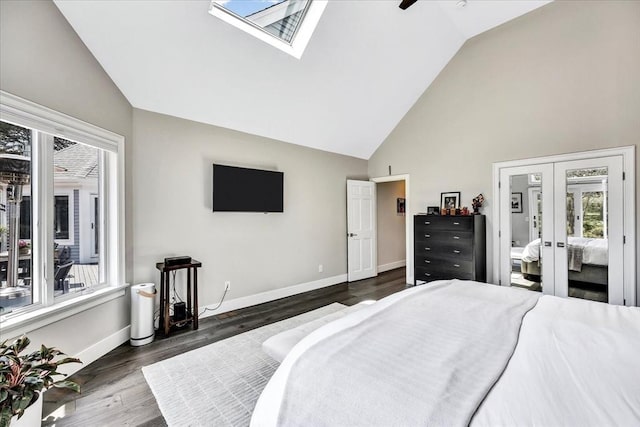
[54,0,551,159]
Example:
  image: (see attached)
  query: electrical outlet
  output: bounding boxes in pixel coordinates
[225,281,231,290]
[318,264,323,273]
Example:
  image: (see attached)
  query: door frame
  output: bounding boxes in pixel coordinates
[492,146,636,306]
[371,174,411,285]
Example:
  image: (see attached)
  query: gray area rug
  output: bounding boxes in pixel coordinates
[142,303,346,427]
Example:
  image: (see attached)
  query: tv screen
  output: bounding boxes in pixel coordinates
[212,164,284,212]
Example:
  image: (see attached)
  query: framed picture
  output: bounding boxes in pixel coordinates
[440,192,461,210]
[511,192,523,213]
[397,198,405,215]
[427,206,440,215]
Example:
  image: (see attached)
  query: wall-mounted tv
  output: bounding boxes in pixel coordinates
[212,164,284,213]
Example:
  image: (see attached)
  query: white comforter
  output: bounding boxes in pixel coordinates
[521,237,609,266]
[473,295,640,425]
[252,281,640,426]
[252,280,540,426]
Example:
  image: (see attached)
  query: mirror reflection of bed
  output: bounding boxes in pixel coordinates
[514,237,608,303]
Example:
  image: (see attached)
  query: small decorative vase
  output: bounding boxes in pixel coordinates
[473,208,480,215]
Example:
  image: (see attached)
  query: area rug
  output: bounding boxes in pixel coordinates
[142,303,346,427]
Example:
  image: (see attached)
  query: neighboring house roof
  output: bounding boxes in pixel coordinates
[54,143,98,180]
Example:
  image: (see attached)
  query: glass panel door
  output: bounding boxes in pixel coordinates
[554,157,624,304]
[499,164,554,295]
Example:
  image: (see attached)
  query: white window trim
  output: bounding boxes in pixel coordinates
[208,0,328,59]
[0,90,127,332]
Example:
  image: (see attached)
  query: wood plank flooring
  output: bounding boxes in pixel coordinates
[43,268,409,427]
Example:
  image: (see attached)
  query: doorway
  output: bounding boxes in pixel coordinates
[371,174,411,285]
[375,180,406,274]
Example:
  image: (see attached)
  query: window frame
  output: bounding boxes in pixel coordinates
[19,188,76,246]
[208,0,328,59]
[0,90,126,336]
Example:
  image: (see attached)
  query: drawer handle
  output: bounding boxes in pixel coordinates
[424,234,431,238]
[453,222,460,225]
[424,247,431,251]
[424,221,431,225]
[424,272,431,277]
[453,264,460,268]
[453,236,460,240]
[424,260,431,264]
[453,250,461,254]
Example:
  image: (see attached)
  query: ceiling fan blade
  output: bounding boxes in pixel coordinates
[399,0,418,10]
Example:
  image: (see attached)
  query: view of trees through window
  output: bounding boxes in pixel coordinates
[565,168,607,239]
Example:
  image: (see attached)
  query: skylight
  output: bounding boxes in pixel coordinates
[209,0,327,59]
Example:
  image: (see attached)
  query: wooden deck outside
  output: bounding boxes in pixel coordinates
[69,263,99,286]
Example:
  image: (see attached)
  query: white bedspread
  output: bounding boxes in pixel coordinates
[252,280,540,427]
[521,237,608,266]
[473,295,640,426]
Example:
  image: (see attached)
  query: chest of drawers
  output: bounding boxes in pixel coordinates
[413,215,486,284]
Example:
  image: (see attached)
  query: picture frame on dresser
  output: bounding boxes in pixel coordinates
[426,206,440,215]
[440,192,461,210]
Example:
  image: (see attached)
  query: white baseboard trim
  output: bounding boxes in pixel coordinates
[200,273,348,319]
[62,325,131,376]
[378,260,406,273]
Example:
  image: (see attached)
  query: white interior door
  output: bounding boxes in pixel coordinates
[554,156,624,304]
[347,180,377,282]
[499,164,554,295]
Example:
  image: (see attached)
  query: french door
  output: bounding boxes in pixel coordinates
[498,155,626,305]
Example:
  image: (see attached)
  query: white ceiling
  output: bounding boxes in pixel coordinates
[54,0,551,159]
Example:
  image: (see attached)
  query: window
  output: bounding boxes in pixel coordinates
[209,0,327,59]
[0,91,124,323]
[19,194,73,242]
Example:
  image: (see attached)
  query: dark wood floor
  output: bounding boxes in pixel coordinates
[43,268,409,426]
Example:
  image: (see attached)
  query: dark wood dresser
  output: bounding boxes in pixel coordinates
[414,215,486,285]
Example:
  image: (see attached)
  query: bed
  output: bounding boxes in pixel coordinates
[520,237,609,285]
[251,280,640,426]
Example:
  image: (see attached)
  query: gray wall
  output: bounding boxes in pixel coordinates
[132,109,367,305]
[0,0,133,352]
[368,1,640,297]
[376,181,406,268]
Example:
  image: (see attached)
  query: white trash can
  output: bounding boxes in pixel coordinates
[130,283,156,346]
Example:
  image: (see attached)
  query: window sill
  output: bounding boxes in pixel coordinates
[0,284,130,339]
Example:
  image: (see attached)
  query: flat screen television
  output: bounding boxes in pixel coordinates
[212,164,284,212]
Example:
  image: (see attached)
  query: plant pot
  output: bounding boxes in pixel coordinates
[10,396,42,427]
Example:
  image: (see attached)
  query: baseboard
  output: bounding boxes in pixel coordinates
[199,273,348,319]
[62,325,131,376]
[377,260,406,273]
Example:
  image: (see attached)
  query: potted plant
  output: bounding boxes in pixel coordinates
[0,336,81,427]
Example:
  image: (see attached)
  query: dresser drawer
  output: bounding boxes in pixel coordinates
[415,266,474,281]
[414,230,473,245]
[415,241,474,261]
[414,216,473,232]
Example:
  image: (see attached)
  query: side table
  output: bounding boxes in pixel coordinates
[155,259,202,336]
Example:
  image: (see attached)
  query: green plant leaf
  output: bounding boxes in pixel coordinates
[52,380,80,393]
[54,357,82,366]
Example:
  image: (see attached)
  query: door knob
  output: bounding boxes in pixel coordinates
[348,233,357,237]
